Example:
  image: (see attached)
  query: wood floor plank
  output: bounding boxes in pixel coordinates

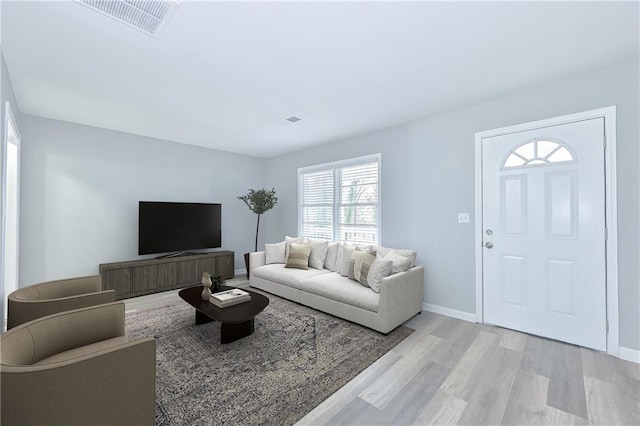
[380,361,451,424]
[390,314,446,356]
[296,351,402,425]
[543,406,588,425]
[520,334,554,377]
[402,310,443,331]
[584,376,623,425]
[611,364,640,426]
[325,397,380,426]
[613,355,640,381]
[415,390,467,425]
[546,341,588,419]
[427,319,481,369]
[439,330,499,399]
[580,348,617,382]
[501,370,549,425]
[498,328,527,352]
[456,344,522,425]
[358,334,444,409]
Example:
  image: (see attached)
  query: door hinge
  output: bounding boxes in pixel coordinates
[606,320,609,334]
[603,129,607,148]
[605,226,608,241]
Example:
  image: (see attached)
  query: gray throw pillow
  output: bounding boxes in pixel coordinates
[367,259,393,293]
[384,251,412,274]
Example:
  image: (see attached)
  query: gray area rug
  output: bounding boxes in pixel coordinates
[125,291,412,426]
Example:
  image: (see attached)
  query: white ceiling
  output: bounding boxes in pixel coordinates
[2,1,638,158]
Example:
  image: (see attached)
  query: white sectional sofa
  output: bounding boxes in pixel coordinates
[250,244,424,333]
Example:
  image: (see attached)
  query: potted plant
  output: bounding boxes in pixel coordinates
[211,275,226,292]
[238,188,278,278]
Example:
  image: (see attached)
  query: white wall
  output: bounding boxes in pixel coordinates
[263,60,640,351]
[18,115,266,285]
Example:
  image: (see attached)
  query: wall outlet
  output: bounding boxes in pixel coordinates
[458,212,470,224]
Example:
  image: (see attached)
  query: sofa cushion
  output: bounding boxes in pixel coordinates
[367,259,393,293]
[265,241,286,264]
[377,246,417,267]
[285,243,312,270]
[307,239,329,270]
[285,236,305,258]
[34,337,128,365]
[299,273,380,313]
[324,242,340,271]
[347,247,376,279]
[253,264,331,289]
[383,251,412,274]
[352,251,376,285]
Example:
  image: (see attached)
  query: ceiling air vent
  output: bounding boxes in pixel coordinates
[75,0,180,38]
[286,116,301,123]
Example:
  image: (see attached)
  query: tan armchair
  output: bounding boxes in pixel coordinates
[7,275,115,329]
[1,302,156,426]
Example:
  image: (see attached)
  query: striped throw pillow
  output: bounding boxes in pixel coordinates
[351,250,377,286]
[285,243,311,270]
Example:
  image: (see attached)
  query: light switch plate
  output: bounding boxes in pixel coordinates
[458,212,470,224]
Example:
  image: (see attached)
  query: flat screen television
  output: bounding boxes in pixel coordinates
[138,202,222,255]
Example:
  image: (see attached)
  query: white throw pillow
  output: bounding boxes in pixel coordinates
[324,242,340,271]
[264,241,286,264]
[307,239,329,270]
[339,244,356,276]
[367,259,393,293]
[377,246,417,267]
[285,236,305,259]
[383,252,412,274]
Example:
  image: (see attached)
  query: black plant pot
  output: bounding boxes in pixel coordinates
[244,252,250,279]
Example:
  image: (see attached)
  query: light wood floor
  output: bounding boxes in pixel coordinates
[124,284,639,425]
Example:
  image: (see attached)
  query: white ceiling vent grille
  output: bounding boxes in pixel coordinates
[75,0,180,38]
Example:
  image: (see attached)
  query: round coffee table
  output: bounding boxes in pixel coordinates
[178,286,269,344]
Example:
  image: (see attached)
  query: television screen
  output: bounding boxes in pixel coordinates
[138,202,221,255]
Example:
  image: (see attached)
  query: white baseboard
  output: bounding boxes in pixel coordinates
[619,346,640,364]
[423,303,476,323]
[234,269,247,277]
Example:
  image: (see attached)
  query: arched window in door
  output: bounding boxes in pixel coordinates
[502,139,577,169]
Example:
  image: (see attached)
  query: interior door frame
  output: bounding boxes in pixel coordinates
[474,106,618,356]
[1,101,22,330]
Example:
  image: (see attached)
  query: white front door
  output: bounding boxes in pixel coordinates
[482,118,606,351]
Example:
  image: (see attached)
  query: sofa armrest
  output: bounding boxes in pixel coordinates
[15,302,126,363]
[1,338,156,426]
[36,275,103,297]
[377,266,424,332]
[8,290,116,329]
[250,251,266,273]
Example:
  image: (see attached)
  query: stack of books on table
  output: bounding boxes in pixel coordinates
[209,288,251,308]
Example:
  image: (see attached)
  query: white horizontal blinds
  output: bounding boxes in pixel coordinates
[299,168,334,240]
[336,160,379,244]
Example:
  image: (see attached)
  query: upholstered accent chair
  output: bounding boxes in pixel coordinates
[7,275,115,329]
[1,302,156,426]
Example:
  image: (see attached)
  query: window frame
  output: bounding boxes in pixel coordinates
[298,153,382,244]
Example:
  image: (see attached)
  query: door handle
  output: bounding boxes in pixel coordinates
[485,242,494,249]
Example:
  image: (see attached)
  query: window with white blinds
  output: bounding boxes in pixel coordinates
[298,154,380,244]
